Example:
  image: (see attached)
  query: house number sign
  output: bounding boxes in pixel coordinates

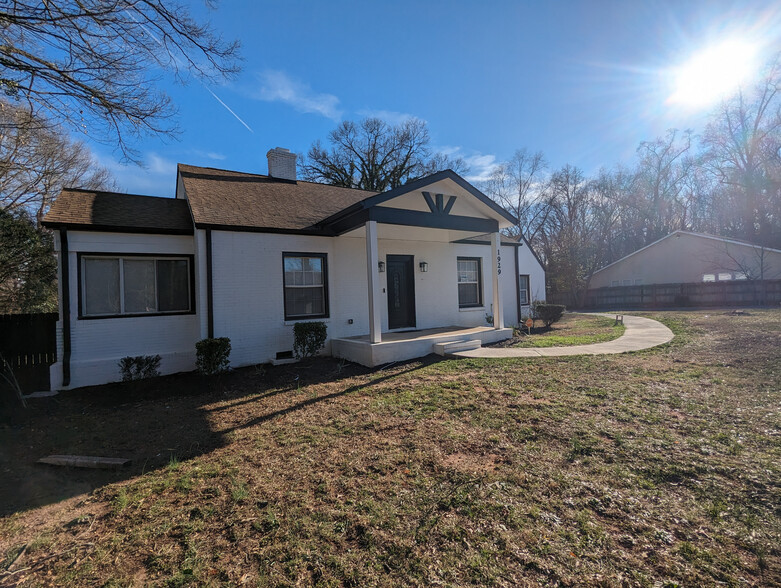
[497,252,502,275]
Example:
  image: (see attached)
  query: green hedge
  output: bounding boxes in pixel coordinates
[533,302,566,327]
[196,337,231,375]
[293,322,327,359]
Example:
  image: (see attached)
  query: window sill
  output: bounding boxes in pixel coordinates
[78,310,195,320]
[458,306,485,312]
[284,318,330,326]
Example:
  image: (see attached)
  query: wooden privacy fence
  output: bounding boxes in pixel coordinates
[576,279,781,310]
[0,313,58,393]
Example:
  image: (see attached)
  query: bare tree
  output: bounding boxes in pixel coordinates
[299,118,468,191]
[633,128,695,240]
[0,101,114,225]
[538,165,618,305]
[0,0,240,161]
[483,148,551,243]
[701,55,781,246]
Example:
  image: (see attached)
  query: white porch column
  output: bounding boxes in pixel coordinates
[491,232,504,329]
[365,220,382,343]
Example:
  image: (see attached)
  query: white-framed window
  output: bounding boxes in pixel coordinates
[702,274,716,282]
[283,253,328,320]
[519,274,530,305]
[80,255,192,318]
[735,272,747,280]
[634,279,643,285]
[718,272,732,281]
[622,279,632,286]
[611,280,620,287]
[457,257,482,308]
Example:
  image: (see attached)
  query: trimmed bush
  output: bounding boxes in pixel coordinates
[196,337,231,375]
[532,302,566,327]
[293,321,327,359]
[118,355,161,382]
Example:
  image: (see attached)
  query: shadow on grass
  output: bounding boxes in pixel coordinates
[0,356,432,517]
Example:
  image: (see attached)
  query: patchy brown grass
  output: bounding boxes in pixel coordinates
[498,312,626,348]
[1,310,780,586]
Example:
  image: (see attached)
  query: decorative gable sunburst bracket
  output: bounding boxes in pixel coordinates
[422,192,457,215]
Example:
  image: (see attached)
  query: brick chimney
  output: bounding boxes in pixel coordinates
[266,147,297,181]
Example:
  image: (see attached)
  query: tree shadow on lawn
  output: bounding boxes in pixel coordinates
[0,356,432,517]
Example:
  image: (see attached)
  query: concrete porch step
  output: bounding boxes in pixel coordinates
[432,339,483,356]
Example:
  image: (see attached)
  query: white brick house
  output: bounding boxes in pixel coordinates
[43,148,546,389]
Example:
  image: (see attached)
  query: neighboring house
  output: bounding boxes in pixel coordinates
[42,148,546,390]
[590,230,781,289]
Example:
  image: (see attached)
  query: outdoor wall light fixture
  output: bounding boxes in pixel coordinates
[378,261,385,272]
[419,261,429,272]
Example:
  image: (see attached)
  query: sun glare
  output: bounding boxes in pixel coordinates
[667,39,759,108]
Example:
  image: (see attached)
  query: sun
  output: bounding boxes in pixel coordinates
[667,39,759,108]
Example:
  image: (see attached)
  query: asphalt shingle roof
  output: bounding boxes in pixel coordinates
[43,190,194,234]
[177,164,377,231]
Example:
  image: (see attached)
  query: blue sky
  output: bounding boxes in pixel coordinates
[90,0,781,196]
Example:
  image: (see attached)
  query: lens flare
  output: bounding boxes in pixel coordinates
[667,39,759,108]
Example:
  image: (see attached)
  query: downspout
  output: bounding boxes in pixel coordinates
[206,228,214,338]
[59,228,71,387]
[514,244,521,324]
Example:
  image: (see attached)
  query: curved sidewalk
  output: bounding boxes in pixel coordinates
[452,313,674,359]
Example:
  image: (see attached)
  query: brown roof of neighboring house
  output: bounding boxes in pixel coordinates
[177,164,377,231]
[43,190,194,234]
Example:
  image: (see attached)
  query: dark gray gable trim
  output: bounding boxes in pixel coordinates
[519,234,546,270]
[322,206,499,236]
[42,222,194,236]
[317,169,518,229]
[194,223,332,236]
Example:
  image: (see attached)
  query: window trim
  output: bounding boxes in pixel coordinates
[282,252,330,320]
[457,256,483,308]
[519,274,530,306]
[77,252,195,320]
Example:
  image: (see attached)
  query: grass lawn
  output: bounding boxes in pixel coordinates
[505,312,626,348]
[1,310,780,586]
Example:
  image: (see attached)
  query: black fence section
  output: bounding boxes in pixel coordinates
[568,279,781,310]
[0,313,58,393]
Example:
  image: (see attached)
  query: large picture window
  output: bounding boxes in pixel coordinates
[80,255,192,318]
[283,253,328,320]
[457,257,483,308]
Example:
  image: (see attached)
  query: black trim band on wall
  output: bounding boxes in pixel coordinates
[60,228,71,387]
[206,229,214,338]
[515,245,521,324]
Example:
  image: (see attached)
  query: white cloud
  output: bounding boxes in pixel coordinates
[463,153,500,183]
[436,146,500,183]
[193,150,227,161]
[96,152,176,197]
[357,109,421,125]
[255,70,342,121]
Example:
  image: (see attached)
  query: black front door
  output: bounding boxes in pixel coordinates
[386,255,416,329]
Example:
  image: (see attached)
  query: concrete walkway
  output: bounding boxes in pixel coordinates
[452,313,674,359]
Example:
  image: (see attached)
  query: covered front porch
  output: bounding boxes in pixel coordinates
[331,325,513,367]
[318,170,519,367]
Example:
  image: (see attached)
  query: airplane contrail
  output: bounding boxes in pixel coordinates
[203,85,254,133]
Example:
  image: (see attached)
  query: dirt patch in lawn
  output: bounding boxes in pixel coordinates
[491,312,626,348]
[1,310,780,587]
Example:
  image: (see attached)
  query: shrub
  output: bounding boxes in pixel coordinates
[293,321,327,359]
[118,355,161,382]
[196,337,231,375]
[532,302,566,327]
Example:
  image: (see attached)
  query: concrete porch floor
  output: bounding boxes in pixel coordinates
[331,326,513,367]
